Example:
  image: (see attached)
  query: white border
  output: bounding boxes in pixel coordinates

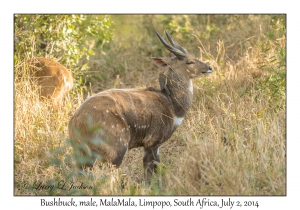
[2,0,298,209]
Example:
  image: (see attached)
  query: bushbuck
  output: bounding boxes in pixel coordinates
[28,57,73,109]
[68,31,212,182]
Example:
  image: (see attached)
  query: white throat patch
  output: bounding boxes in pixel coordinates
[188,79,193,94]
[173,116,184,127]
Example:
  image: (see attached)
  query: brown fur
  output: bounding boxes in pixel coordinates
[68,31,212,182]
[28,57,73,108]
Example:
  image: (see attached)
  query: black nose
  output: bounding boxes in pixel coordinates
[208,66,213,71]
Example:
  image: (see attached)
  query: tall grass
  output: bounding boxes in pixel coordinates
[14,14,285,195]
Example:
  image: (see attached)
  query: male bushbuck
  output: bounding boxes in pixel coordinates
[29,57,73,108]
[68,31,212,182]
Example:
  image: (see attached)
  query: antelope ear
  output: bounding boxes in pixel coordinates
[159,73,170,95]
[169,52,175,58]
[151,57,169,68]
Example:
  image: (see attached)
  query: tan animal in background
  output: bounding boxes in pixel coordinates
[68,31,212,182]
[29,57,73,109]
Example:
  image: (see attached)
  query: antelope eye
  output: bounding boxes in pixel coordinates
[186,61,193,65]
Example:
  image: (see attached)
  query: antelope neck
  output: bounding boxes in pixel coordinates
[166,69,193,118]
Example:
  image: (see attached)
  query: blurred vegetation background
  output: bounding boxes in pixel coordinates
[14,14,286,195]
[14,14,286,98]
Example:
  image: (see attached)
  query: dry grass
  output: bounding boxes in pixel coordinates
[14,14,286,195]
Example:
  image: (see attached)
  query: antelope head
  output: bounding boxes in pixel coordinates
[152,31,212,82]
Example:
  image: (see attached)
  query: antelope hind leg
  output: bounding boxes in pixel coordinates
[143,146,160,184]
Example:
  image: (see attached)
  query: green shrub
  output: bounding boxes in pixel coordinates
[14,14,114,91]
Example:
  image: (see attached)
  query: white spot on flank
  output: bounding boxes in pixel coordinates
[106,110,109,113]
[128,93,139,121]
[174,116,184,127]
[188,79,193,94]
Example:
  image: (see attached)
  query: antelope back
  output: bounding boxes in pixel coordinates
[68,88,174,165]
[29,57,73,108]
